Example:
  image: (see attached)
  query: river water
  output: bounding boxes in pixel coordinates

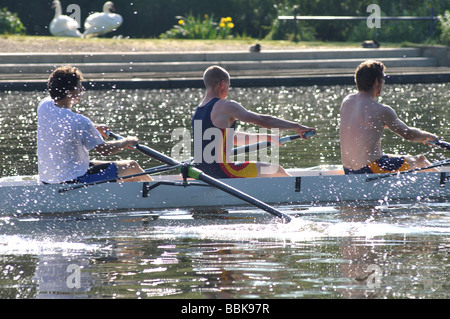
[0,83,449,301]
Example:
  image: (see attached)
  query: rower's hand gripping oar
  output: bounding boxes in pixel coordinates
[107,131,292,223]
[233,130,315,156]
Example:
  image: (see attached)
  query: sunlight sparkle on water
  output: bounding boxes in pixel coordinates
[1,84,450,299]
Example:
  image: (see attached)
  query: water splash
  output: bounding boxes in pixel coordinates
[0,234,101,255]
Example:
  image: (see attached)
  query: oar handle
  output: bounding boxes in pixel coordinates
[278,130,315,144]
[429,139,450,151]
[303,130,316,139]
[107,131,120,139]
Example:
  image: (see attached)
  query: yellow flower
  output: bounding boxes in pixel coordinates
[220,17,233,28]
[178,19,185,25]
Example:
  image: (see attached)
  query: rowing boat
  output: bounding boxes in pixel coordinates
[1,164,449,216]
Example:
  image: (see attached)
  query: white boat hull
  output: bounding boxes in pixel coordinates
[1,166,449,215]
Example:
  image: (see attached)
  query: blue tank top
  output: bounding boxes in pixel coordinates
[192,97,236,160]
[191,98,257,179]
[192,98,236,128]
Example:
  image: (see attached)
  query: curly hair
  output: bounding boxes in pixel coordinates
[354,60,386,91]
[47,65,84,100]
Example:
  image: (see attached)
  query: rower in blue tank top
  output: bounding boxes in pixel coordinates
[192,65,316,179]
[193,97,257,178]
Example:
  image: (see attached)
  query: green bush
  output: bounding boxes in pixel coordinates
[0,7,25,35]
[160,13,235,39]
[347,18,432,43]
[438,10,450,45]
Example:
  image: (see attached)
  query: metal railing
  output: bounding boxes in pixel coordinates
[278,16,438,21]
[278,9,439,38]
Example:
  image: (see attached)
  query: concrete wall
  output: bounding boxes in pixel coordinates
[419,45,450,66]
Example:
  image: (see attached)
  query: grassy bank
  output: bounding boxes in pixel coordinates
[0,35,408,53]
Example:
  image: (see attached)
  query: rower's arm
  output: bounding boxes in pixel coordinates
[94,137,138,156]
[384,106,437,143]
[216,100,315,137]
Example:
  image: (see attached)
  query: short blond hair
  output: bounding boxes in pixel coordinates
[203,65,230,89]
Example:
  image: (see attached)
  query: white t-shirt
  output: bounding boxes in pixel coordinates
[37,97,104,183]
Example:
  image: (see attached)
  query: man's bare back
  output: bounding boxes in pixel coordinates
[340,91,387,170]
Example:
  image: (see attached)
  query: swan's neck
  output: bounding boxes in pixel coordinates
[103,4,112,13]
[54,3,62,18]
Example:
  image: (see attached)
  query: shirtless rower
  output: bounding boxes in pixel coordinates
[339,60,437,174]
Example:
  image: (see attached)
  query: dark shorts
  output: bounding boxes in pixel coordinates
[344,155,410,175]
[74,162,119,183]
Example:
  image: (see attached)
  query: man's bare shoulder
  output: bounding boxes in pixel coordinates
[342,93,391,110]
[343,92,358,101]
[214,99,244,112]
[215,98,240,107]
[371,100,395,114]
[341,93,359,107]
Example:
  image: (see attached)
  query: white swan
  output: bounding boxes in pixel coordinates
[83,2,123,38]
[49,0,82,37]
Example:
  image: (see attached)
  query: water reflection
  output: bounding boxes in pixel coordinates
[0,203,449,299]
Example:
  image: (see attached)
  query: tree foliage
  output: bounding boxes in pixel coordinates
[2,0,449,44]
[0,7,26,35]
[439,10,450,45]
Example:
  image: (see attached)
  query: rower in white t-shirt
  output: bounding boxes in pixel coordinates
[37,65,152,184]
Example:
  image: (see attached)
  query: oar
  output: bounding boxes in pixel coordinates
[233,130,315,156]
[108,131,292,223]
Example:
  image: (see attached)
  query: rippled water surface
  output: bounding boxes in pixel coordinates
[0,83,449,300]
